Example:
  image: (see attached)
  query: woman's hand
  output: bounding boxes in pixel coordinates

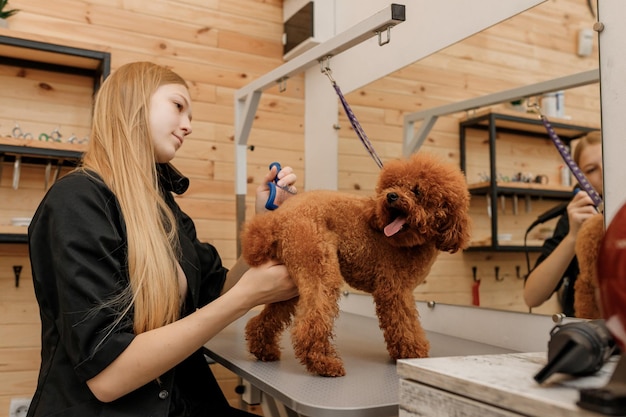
[255,164,297,214]
[232,260,298,309]
[87,260,297,402]
[567,190,599,238]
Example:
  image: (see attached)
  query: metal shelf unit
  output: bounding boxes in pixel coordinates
[460,111,598,252]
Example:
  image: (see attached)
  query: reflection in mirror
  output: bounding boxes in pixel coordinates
[335,1,601,317]
[523,132,603,319]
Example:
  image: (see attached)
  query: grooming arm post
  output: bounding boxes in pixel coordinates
[234,3,406,256]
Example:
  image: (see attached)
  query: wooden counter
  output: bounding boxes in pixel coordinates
[398,352,616,417]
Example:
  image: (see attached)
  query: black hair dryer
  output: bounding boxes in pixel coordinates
[534,320,616,384]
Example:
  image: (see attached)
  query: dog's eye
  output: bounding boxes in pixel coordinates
[412,187,421,197]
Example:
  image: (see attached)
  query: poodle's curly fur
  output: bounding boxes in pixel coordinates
[574,212,604,319]
[241,152,471,377]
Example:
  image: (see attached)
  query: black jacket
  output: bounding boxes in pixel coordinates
[27,168,237,416]
[533,213,579,317]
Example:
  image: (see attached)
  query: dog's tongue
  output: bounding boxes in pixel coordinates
[384,217,407,237]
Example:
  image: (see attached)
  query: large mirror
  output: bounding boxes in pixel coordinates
[334,0,601,317]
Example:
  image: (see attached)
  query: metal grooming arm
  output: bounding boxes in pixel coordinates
[234,3,406,254]
[402,69,600,156]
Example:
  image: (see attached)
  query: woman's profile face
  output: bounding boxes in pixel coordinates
[579,142,603,195]
[149,83,193,163]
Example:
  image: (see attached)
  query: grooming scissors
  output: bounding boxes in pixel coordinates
[265,162,297,210]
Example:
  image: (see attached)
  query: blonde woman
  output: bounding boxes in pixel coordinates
[524,131,603,316]
[27,62,298,417]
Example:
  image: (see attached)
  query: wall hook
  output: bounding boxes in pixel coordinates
[495,266,504,282]
[276,76,288,92]
[376,25,393,46]
[472,266,479,282]
[13,265,22,288]
[472,266,481,307]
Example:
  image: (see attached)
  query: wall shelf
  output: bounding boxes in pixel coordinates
[467,181,574,199]
[0,137,86,244]
[0,34,109,245]
[0,136,86,160]
[0,228,30,244]
[0,33,110,93]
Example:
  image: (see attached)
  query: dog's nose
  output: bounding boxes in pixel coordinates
[386,192,399,204]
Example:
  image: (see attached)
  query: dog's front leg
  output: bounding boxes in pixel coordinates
[373,289,430,360]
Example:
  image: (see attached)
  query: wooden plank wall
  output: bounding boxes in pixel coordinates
[0,0,601,414]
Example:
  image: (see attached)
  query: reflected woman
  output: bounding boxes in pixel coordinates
[523,131,602,317]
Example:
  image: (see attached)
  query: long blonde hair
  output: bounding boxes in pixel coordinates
[82,62,188,334]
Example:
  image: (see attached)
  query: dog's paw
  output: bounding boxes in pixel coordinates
[388,341,430,360]
[245,316,282,361]
[306,357,346,377]
[250,346,281,362]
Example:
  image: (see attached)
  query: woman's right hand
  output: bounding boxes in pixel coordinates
[234,260,298,309]
[255,165,297,214]
[567,190,599,238]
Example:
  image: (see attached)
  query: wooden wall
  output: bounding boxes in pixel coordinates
[0,0,601,414]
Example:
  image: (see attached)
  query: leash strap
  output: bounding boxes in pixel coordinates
[331,82,384,169]
[320,59,383,169]
[538,114,603,210]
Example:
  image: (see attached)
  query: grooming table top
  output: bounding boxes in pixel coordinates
[204,310,517,417]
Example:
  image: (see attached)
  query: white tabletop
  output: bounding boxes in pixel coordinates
[205,310,518,417]
[398,352,618,417]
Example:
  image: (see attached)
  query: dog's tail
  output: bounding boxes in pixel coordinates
[240,215,281,266]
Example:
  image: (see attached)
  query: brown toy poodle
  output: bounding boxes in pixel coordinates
[241,152,471,376]
[574,212,604,319]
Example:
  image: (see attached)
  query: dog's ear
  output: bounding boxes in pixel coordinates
[435,210,471,253]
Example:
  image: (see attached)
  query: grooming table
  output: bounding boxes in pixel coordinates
[204,303,521,417]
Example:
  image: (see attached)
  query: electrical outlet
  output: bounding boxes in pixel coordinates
[9,398,31,417]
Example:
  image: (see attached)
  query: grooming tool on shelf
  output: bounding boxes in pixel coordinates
[38,127,62,142]
[12,155,21,190]
[11,122,33,140]
[265,162,297,210]
[44,161,52,190]
[51,160,63,185]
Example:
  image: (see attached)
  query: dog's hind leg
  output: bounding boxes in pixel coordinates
[285,237,346,376]
[245,298,297,361]
[291,280,345,377]
[373,289,430,360]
